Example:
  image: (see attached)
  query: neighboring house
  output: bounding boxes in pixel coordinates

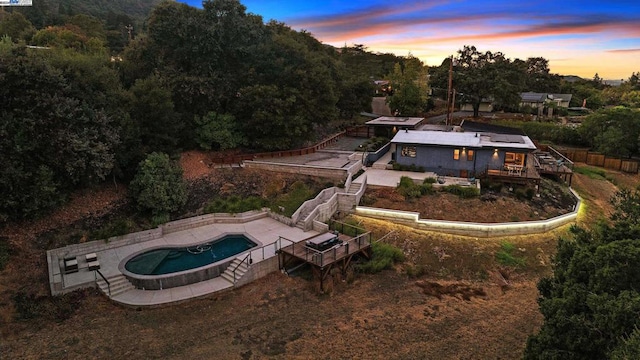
[390,130,537,178]
[461,99,494,112]
[520,92,573,108]
[365,116,424,138]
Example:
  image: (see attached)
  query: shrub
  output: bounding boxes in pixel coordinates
[205,195,266,214]
[90,218,136,241]
[423,177,437,184]
[482,180,503,193]
[495,241,526,267]
[356,242,405,274]
[515,186,535,200]
[129,152,187,216]
[443,184,480,198]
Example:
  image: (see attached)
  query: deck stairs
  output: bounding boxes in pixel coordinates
[220,258,250,284]
[96,274,135,297]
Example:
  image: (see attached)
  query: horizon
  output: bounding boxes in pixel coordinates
[177,0,640,80]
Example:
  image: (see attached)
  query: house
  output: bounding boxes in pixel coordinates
[365,116,424,138]
[390,130,536,178]
[520,92,573,108]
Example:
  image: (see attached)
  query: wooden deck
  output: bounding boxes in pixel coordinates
[533,151,574,185]
[279,232,372,291]
[486,155,541,185]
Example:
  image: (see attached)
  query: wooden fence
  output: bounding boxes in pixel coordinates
[345,125,373,138]
[208,131,346,164]
[551,146,639,173]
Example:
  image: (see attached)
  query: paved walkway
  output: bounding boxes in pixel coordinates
[56,217,319,306]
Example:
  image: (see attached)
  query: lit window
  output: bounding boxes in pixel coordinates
[467,150,474,161]
[453,149,460,160]
[401,146,416,157]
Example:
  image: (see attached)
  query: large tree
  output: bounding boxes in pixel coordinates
[578,107,640,158]
[525,188,640,359]
[0,47,119,220]
[452,45,522,117]
[386,55,429,116]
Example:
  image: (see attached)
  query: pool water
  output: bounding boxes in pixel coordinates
[125,235,257,275]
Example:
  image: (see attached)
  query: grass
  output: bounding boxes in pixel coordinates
[355,242,404,274]
[269,181,317,217]
[495,241,526,268]
[573,166,609,181]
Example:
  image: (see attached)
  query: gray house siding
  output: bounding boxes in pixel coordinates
[395,144,526,177]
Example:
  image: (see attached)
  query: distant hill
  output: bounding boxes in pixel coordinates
[562,75,584,83]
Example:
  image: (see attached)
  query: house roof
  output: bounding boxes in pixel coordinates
[520,92,573,103]
[549,93,573,102]
[460,120,526,136]
[365,116,424,127]
[520,92,547,103]
[391,130,536,150]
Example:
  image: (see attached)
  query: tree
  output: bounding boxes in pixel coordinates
[434,46,524,118]
[194,112,245,150]
[0,12,35,42]
[129,152,187,216]
[0,49,119,220]
[578,107,640,158]
[524,188,640,359]
[386,55,429,116]
[128,75,181,155]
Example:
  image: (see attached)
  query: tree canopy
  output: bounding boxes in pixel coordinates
[525,188,640,359]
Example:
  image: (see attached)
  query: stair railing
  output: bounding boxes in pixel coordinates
[94,269,111,297]
[232,252,252,284]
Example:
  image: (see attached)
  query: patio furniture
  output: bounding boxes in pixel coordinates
[64,257,78,274]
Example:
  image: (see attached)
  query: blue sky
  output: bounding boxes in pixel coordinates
[177,0,640,79]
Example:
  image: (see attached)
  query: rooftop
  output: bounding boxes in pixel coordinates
[391,130,537,150]
[366,116,424,127]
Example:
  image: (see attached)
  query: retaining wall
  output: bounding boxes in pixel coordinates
[355,189,581,238]
[244,161,349,179]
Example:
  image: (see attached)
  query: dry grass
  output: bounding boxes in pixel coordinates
[1,163,638,360]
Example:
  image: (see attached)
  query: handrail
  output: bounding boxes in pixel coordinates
[94,269,111,297]
[231,252,252,284]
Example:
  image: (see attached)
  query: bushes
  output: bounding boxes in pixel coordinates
[204,195,266,214]
[356,242,404,274]
[443,184,480,198]
[392,163,425,172]
[396,176,434,199]
[357,137,389,152]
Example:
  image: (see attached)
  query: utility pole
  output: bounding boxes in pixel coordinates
[446,55,454,126]
[125,24,133,42]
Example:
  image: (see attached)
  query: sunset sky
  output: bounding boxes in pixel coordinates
[179,0,640,80]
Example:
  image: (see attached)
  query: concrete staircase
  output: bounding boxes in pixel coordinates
[346,182,360,195]
[96,274,135,298]
[220,258,250,284]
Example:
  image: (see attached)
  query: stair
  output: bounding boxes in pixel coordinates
[347,183,360,194]
[96,274,135,297]
[220,258,250,284]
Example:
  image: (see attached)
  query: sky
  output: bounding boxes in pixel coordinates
[178,0,640,80]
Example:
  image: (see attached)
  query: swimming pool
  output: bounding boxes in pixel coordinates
[125,235,257,275]
[121,234,260,289]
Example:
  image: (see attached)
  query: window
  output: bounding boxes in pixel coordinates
[505,152,525,166]
[401,146,416,157]
[467,150,474,161]
[453,149,460,160]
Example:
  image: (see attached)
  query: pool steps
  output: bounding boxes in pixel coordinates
[96,274,135,297]
[220,258,250,284]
